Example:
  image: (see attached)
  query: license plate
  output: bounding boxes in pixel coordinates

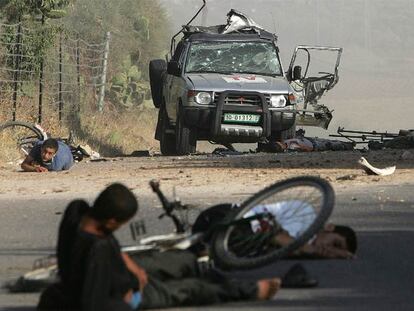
[223,113,260,124]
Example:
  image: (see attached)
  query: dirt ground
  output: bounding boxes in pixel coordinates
[0,148,412,202]
[0,148,413,309]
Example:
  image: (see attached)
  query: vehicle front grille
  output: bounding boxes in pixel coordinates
[214,92,271,106]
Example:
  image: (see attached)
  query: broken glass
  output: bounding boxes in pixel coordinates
[185,41,282,76]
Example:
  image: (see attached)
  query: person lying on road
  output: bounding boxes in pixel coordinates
[246,201,357,259]
[21,138,74,172]
[192,202,357,260]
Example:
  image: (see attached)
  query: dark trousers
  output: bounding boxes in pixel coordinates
[131,250,258,309]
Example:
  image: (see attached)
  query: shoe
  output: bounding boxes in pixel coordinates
[281,263,318,288]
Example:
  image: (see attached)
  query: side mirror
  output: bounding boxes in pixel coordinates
[167,61,181,76]
[292,65,302,80]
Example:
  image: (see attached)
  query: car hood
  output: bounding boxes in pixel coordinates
[186,73,290,93]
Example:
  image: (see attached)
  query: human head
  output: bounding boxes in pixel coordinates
[333,225,358,254]
[41,138,59,162]
[88,183,138,234]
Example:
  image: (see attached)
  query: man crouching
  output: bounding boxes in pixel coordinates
[21,138,74,172]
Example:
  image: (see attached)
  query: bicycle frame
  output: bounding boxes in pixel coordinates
[128,182,285,255]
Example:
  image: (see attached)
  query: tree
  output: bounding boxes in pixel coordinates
[62,0,170,79]
[0,0,74,21]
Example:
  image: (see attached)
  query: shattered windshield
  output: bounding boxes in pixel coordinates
[185,41,282,76]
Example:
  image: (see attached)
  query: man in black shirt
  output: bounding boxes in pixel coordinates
[38,184,142,311]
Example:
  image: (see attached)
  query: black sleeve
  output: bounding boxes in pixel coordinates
[81,240,112,311]
[57,200,89,282]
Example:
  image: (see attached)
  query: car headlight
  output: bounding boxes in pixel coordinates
[270,95,287,108]
[195,92,212,105]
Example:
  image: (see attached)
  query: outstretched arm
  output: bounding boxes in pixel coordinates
[21,155,48,172]
[121,252,148,290]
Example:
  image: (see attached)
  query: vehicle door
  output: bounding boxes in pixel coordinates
[165,42,188,124]
[286,46,342,129]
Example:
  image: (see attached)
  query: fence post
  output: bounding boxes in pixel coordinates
[12,19,22,121]
[38,15,45,124]
[76,35,81,113]
[58,31,63,122]
[97,32,110,112]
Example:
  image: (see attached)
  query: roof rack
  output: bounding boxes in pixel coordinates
[170,4,277,54]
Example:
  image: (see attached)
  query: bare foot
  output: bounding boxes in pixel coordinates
[257,278,281,300]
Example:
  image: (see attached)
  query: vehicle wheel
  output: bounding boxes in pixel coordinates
[149,59,167,108]
[0,121,45,156]
[175,109,197,155]
[159,107,176,156]
[210,176,334,270]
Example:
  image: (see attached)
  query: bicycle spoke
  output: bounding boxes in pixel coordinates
[229,230,274,257]
[212,176,334,269]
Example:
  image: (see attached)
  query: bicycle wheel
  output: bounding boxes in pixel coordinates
[211,176,334,270]
[0,121,45,158]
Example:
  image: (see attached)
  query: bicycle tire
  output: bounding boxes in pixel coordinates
[0,121,45,155]
[210,176,335,270]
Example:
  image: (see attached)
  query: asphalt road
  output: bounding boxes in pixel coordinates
[1,177,413,311]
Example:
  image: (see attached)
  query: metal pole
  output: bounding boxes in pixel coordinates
[98,32,110,112]
[12,19,22,121]
[58,32,63,122]
[38,15,45,124]
[76,35,81,113]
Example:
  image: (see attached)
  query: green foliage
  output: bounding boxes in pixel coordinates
[108,56,148,110]
[0,0,73,81]
[62,0,170,81]
[0,0,73,22]
[37,0,72,19]
[0,20,59,80]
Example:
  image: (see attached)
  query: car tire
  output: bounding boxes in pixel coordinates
[149,59,166,108]
[159,107,177,156]
[176,108,197,155]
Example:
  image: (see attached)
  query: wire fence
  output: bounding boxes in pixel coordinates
[0,21,110,125]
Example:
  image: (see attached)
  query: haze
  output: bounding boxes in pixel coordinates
[159,0,414,136]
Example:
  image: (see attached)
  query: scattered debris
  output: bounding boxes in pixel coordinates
[401,150,414,160]
[52,188,67,193]
[336,174,358,181]
[90,158,109,162]
[78,144,101,160]
[330,127,414,150]
[212,148,244,157]
[358,157,396,176]
[130,150,151,157]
